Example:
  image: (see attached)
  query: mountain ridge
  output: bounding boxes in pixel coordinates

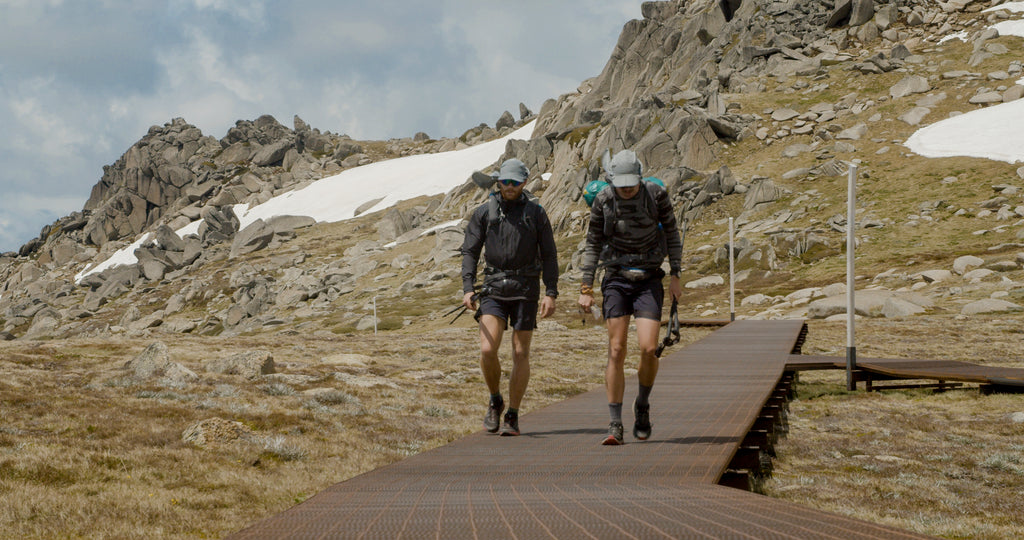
[2,0,1024,340]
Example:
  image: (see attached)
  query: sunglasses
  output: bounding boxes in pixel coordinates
[498,179,524,187]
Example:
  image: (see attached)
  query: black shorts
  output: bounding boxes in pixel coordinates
[476,296,539,331]
[601,274,664,321]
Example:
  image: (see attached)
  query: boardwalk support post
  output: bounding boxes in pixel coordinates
[729,217,736,322]
[846,163,858,391]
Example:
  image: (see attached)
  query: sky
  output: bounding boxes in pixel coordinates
[0,1,642,254]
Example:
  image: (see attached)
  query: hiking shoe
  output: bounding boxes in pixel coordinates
[602,421,624,446]
[483,400,504,433]
[633,399,652,441]
[499,411,520,436]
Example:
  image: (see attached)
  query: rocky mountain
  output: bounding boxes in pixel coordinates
[3,0,1024,342]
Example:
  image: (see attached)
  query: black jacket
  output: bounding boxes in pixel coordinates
[461,193,559,300]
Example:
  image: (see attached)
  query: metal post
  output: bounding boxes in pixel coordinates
[729,217,735,322]
[846,163,858,391]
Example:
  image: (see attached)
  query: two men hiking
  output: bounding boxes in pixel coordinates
[461,150,682,445]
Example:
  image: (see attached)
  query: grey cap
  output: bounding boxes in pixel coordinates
[497,159,529,183]
[608,150,642,187]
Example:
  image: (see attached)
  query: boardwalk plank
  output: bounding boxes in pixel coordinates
[230,321,934,539]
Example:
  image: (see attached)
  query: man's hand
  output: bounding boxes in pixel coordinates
[462,291,477,311]
[578,292,593,311]
[539,295,556,318]
[669,275,682,302]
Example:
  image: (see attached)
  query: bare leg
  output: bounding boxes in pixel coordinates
[479,315,505,395]
[605,316,631,404]
[635,317,661,388]
[508,330,533,410]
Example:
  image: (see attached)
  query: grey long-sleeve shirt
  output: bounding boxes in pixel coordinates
[579,182,683,287]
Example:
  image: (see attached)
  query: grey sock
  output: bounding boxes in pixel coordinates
[609,403,623,424]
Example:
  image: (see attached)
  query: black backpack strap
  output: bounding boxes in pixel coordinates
[486,192,502,229]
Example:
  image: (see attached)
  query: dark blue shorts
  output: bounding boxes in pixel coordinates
[601,275,664,321]
[476,296,539,331]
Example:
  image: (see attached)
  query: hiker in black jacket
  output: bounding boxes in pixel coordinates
[577,150,683,445]
[461,158,559,436]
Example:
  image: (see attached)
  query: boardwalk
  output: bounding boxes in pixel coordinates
[788,354,1024,391]
[230,320,933,539]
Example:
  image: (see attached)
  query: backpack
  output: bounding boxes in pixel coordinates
[595,181,669,270]
[486,190,540,231]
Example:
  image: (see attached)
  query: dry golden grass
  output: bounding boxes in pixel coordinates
[767,317,1024,539]
[3,315,1024,538]
[0,315,713,539]
[3,12,1024,540]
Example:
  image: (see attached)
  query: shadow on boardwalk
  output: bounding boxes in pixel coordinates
[230,320,978,539]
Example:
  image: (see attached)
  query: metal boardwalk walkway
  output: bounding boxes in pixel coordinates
[788,354,1024,391]
[229,320,932,539]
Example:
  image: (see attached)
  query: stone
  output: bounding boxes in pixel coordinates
[969,92,1004,105]
[919,269,952,283]
[685,276,725,289]
[963,268,995,281]
[953,255,984,275]
[206,350,276,379]
[771,108,800,121]
[123,342,198,383]
[882,297,925,318]
[899,107,930,126]
[889,75,931,99]
[1004,86,1024,103]
[741,294,771,306]
[182,417,253,446]
[849,0,874,26]
[836,123,868,140]
[961,299,1021,316]
[230,219,274,259]
[495,110,515,130]
[807,290,928,319]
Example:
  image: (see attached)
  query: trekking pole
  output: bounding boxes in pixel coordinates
[445,293,477,324]
[655,299,680,358]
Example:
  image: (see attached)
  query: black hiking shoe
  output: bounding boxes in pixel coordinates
[499,411,520,436]
[633,399,651,441]
[602,421,624,445]
[484,399,504,433]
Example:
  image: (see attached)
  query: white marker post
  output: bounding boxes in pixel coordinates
[729,217,736,322]
[846,163,858,391]
[373,296,378,335]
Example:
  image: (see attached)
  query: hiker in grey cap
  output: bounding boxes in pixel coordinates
[461,158,559,436]
[577,149,683,445]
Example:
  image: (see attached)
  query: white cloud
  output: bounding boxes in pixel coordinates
[0,1,641,253]
[0,192,85,253]
[185,0,266,25]
[161,28,266,104]
[10,88,91,157]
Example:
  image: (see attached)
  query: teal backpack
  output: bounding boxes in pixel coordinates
[583,176,664,207]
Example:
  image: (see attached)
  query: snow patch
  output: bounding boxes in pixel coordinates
[76,122,535,282]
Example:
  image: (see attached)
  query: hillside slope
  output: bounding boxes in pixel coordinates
[1,2,1024,538]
